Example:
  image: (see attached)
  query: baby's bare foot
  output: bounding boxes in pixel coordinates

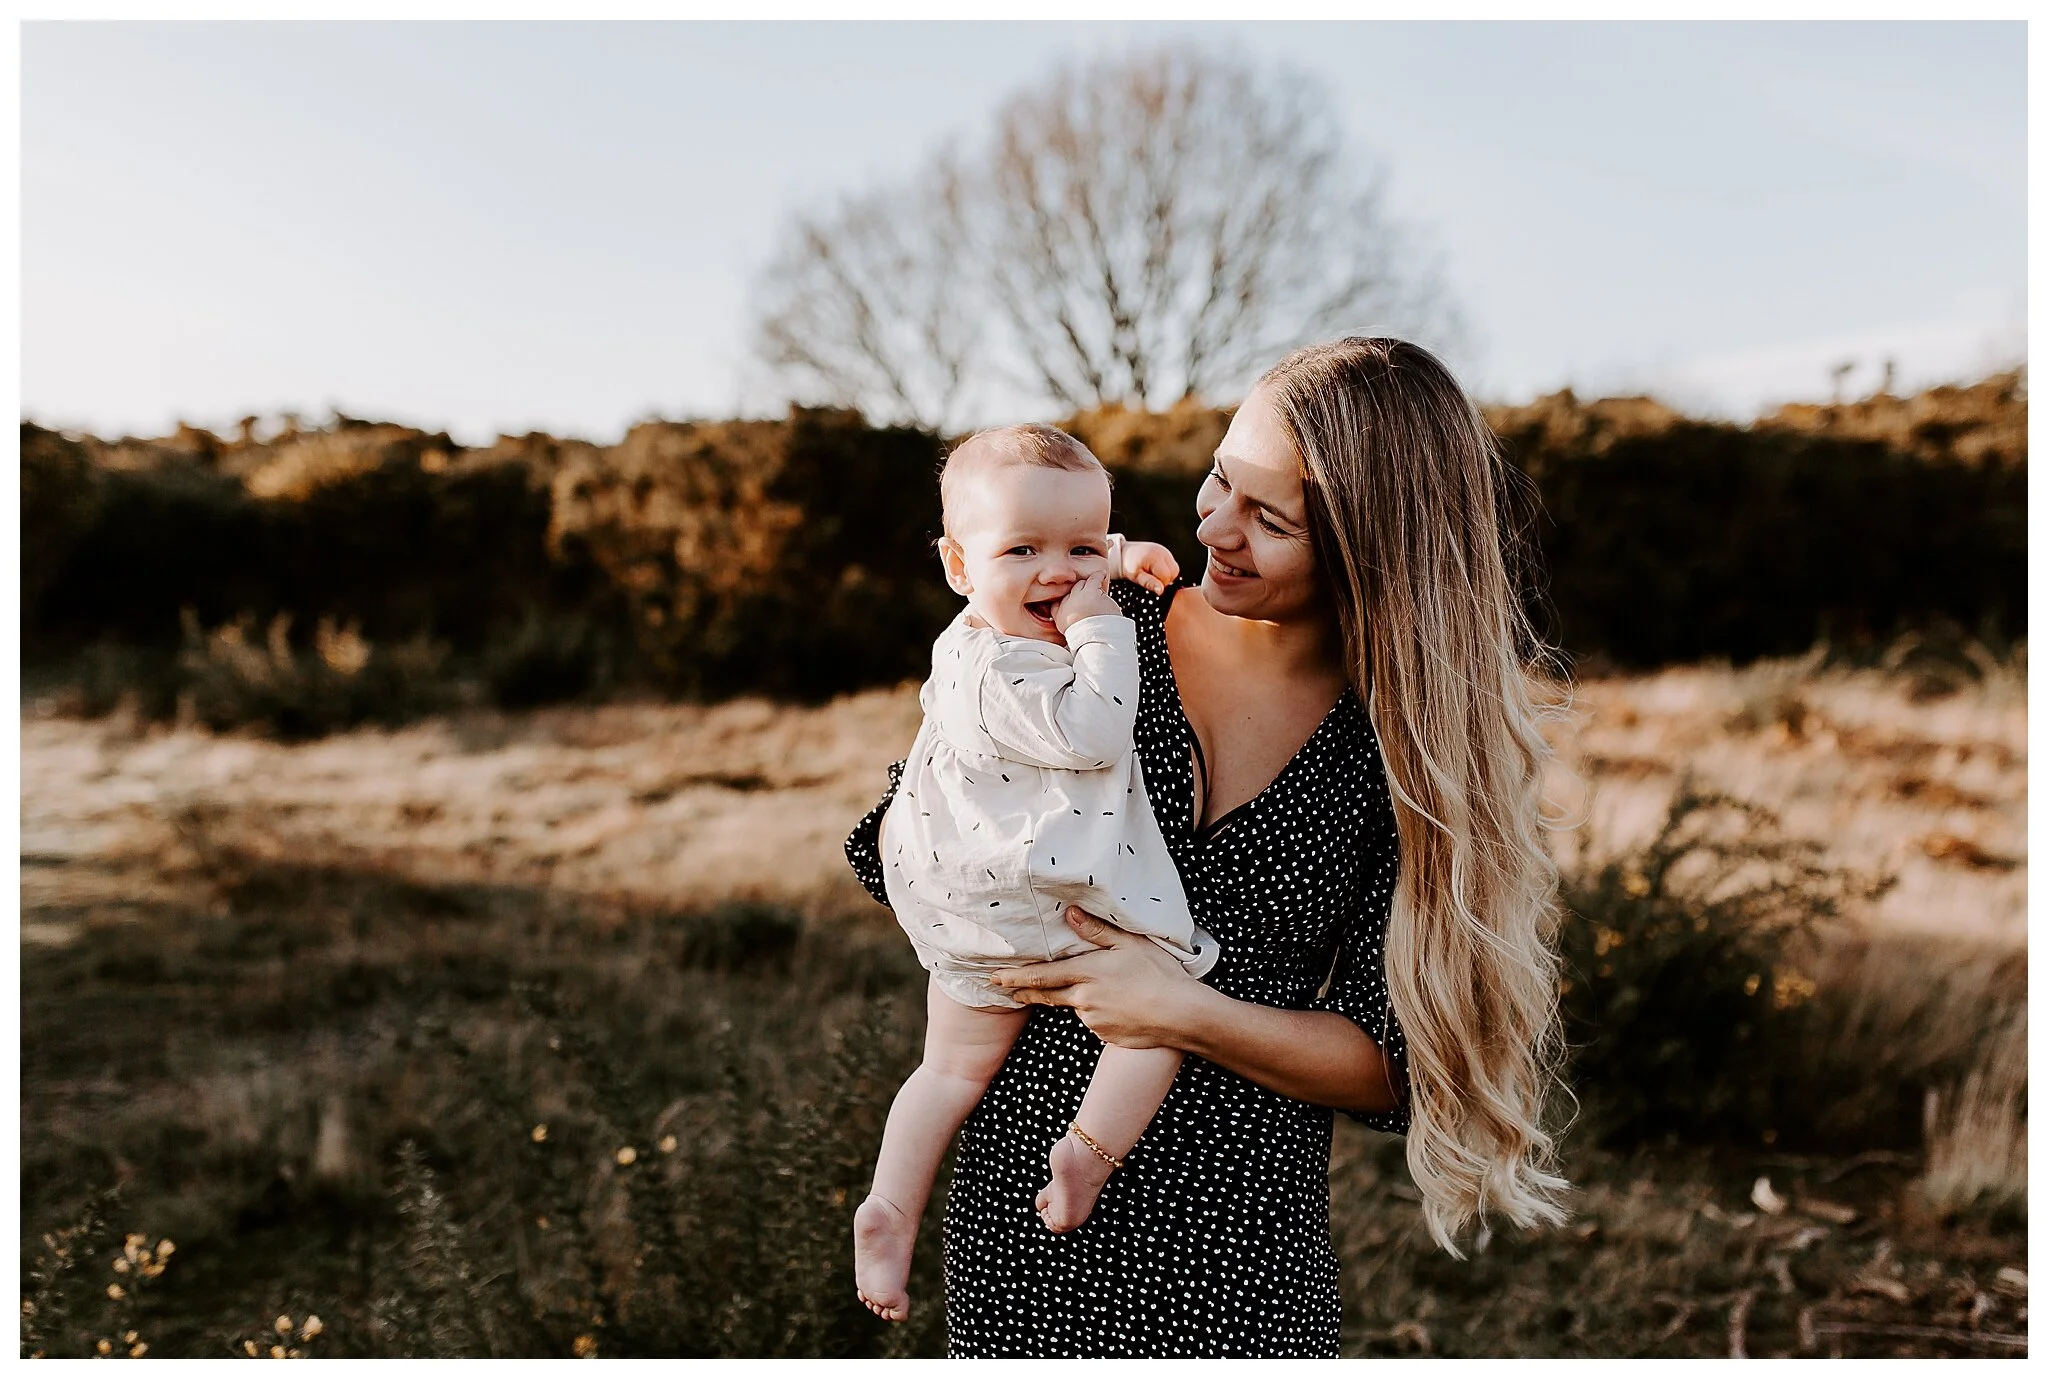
[1034,1131,1117,1233]
[853,1194,915,1322]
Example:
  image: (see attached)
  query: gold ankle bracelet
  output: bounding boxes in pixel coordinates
[1068,1122,1125,1170]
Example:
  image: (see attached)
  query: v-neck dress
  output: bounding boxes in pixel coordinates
[844,578,1409,1358]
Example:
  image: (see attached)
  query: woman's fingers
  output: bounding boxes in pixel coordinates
[990,959,1084,992]
[1063,905,1123,945]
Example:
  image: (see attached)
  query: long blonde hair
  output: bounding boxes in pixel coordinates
[1261,337,1571,1254]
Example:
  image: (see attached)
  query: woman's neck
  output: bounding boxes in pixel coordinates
[1204,600,1344,685]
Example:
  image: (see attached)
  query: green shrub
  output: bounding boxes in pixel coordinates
[1558,784,1892,1147]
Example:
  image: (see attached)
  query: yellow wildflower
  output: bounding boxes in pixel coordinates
[615,1146,637,1166]
[244,1340,260,1357]
[129,1344,148,1359]
[112,1258,131,1274]
[531,1124,548,1143]
[299,1316,323,1340]
[1743,973,1761,996]
[659,1134,678,1155]
[275,1315,293,1335]
[573,1335,599,1358]
[270,1345,287,1360]
[122,1332,138,1344]
[156,1240,175,1258]
[1772,966,1818,1010]
[106,1285,126,1301]
[96,1340,113,1356]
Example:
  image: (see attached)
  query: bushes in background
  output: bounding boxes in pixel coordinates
[1489,378,2026,668]
[21,371,2025,729]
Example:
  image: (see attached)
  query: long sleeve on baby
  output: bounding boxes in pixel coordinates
[946,616,1139,771]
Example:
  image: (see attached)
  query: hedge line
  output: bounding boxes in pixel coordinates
[21,372,2025,714]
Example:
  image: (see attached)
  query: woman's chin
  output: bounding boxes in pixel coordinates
[1200,567,1259,612]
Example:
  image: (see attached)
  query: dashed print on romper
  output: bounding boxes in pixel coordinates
[846,579,1410,1358]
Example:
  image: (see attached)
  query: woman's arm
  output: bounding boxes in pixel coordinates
[989,907,1403,1116]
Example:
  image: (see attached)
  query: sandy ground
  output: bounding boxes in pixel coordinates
[20,656,2025,950]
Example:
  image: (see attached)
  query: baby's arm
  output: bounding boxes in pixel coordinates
[966,582,1139,770]
[1107,533,1180,596]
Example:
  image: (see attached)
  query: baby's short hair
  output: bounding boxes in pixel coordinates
[939,423,1109,536]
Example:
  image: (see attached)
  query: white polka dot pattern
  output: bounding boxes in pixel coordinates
[845,578,1409,1357]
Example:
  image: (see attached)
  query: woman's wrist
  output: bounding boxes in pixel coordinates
[1163,978,1235,1059]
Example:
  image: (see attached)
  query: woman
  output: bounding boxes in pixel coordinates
[845,337,1570,1357]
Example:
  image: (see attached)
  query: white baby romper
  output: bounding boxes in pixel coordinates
[881,607,1218,1008]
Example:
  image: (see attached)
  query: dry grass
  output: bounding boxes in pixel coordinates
[1917,1009,2028,1218]
[25,647,2024,944]
[1544,649,2025,945]
[17,649,2027,1357]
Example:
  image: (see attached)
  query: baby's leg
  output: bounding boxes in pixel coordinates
[1035,1044,1182,1234]
[855,977,1027,1322]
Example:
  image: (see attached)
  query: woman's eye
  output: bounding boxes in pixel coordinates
[1207,465,1230,491]
[1257,514,1286,536]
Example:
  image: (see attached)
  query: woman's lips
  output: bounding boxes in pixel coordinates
[1207,553,1256,580]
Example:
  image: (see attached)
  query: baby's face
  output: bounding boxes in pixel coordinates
[940,464,1113,644]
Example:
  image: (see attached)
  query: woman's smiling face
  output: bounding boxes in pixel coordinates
[1196,386,1322,623]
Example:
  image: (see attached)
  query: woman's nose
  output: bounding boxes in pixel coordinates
[1196,505,1242,550]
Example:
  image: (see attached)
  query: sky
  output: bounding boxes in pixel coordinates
[20,20,2028,446]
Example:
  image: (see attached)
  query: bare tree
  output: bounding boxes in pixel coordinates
[752,154,985,430]
[754,44,1459,426]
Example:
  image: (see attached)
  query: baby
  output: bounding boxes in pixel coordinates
[853,423,1215,1323]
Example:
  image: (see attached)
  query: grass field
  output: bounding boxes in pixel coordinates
[18,650,2027,1357]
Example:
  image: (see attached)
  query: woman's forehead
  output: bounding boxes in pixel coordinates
[1218,392,1306,502]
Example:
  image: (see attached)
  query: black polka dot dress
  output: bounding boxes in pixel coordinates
[845,579,1410,1358]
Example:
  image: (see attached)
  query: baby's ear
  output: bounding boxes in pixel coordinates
[938,537,974,596]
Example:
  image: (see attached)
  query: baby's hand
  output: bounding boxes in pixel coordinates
[1053,572,1120,633]
[1112,536,1180,596]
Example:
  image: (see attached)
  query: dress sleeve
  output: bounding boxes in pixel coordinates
[1108,571,1179,626]
[843,757,905,909]
[1309,841,1412,1136]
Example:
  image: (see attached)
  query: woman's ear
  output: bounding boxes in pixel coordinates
[938,537,974,597]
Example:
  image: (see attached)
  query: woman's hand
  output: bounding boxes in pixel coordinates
[990,907,1208,1049]
[999,909,1403,1116]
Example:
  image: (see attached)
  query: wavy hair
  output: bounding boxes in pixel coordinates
[1260,337,1572,1254]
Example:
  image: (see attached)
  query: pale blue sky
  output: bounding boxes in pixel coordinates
[21,20,2027,444]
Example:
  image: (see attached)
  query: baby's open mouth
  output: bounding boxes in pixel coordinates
[1024,596,1061,628]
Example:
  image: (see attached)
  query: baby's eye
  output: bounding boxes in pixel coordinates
[1005,545,1035,557]
[1071,545,1104,558]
